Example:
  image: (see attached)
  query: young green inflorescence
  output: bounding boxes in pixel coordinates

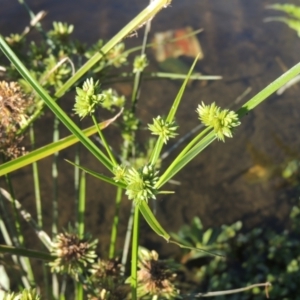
[133,54,148,73]
[74,78,104,119]
[148,116,178,144]
[114,164,159,205]
[196,101,241,142]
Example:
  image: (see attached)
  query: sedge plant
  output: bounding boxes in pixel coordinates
[1,0,300,298]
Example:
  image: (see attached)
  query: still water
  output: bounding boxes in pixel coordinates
[1,0,300,256]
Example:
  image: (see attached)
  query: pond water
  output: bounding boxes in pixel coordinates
[1,0,300,258]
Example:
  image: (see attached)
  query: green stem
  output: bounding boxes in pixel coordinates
[30,125,51,297]
[78,171,86,239]
[4,173,23,245]
[131,204,140,300]
[92,114,117,166]
[109,187,123,259]
[76,283,83,300]
[30,125,43,227]
[0,244,54,261]
[52,116,59,236]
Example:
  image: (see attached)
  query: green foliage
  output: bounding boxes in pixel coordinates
[1,0,300,298]
[4,288,40,300]
[266,3,300,36]
[174,202,300,299]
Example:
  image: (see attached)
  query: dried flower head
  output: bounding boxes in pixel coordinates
[124,164,159,205]
[0,81,33,158]
[88,258,128,300]
[127,247,179,299]
[49,229,97,276]
[196,101,241,142]
[148,116,178,144]
[91,258,122,279]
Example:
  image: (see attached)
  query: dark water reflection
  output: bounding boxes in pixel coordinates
[1,0,300,257]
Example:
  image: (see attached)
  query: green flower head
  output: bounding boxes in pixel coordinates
[133,54,148,73]
[124,164,159,205]
[113,164,127,182]
[101,88,125,111]
[74,78,103,119]
[196,101,241,142]
[148,116,178,144]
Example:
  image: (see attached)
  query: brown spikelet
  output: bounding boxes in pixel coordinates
[0,81,32,159]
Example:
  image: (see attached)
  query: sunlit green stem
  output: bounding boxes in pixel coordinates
[0,204,30,288]
[92,114,117,166]
[52,116,59,236]
[30,125,50,297]
[131,204,140,300]
[78,171,86,239]
[30,125,43,227]
[76,284,83,300]
[109,187,123,259]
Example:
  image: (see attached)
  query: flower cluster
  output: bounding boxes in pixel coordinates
[127,247,179,299]
[113,165,127,182]
[121,110,140,143]
[148,116,178,144]
[74,78,104,119]
[87,258,127,300]
[133,54,148,73]
[114,164,159,205]
[107,43,128,68]
[48,21,74,41]
[3,288,40,300]
[49,229,97,277]
[0,81,33,158]
[196,101,241,142]
[101,88,125,111]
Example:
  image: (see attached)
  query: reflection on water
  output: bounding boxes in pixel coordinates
[1,0,300,255]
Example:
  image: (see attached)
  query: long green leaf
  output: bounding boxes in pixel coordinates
[156,61,300,189]
[54,0,172,98]
[150,55,201,165]
[237,61,300,115]
[0,122,107,176]
[139,201,170,241]
[65,160,126,189]
[139,202,221,256]
[0,244,54,261]
[0,36,113,172]
[156,132,215,189]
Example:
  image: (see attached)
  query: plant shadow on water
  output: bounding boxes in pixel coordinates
[1,0,300,297]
